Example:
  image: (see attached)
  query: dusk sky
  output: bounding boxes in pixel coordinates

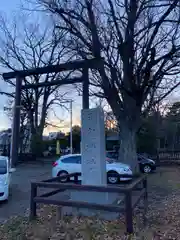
[1,0,21,17]
[0,0,21,131]
[0,0,83,134]
[0,1,179,133]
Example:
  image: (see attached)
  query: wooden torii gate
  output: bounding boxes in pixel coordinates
[3,58,102,167]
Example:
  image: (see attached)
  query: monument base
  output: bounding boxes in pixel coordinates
[62,190,124,220]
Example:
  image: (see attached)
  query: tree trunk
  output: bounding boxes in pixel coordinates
[30,128,44,157]
[118,121,139,173]
[109,96,140,173]
[29,88,49,157]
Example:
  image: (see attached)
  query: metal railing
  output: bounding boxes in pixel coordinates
[30,173,148,234]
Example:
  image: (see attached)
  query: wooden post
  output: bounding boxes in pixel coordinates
[10,76,22,168]
[30,183,37,220]
[82,68,89,109]
[125,191,133,234]
[143,177,148,225]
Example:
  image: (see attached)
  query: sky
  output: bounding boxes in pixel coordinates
[0,0,83,134]
[0,0,22,130]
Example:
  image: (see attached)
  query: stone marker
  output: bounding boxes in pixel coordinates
[62,107,121,220]
[81,107,106,186]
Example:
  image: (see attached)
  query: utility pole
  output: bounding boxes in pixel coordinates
[70,100,73,154]
[61,99,73,154]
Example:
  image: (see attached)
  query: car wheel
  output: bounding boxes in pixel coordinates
[143,165,152,173]
[57,170,69,182]
[107,171,119,184]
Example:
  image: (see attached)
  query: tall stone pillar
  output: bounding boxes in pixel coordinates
[81,107,106,185]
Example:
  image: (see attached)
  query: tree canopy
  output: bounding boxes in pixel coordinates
[39,0,180,170]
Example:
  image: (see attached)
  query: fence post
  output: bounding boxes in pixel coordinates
[30,182,37,220]
[143,176,148,225]
[125,191,133,234]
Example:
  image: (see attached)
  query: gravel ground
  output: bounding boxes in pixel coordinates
[0,163,52,223]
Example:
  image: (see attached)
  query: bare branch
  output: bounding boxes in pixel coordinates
[0,13,68,138]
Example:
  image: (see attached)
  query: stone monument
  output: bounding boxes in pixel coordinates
[62,107,120,219]
[81,107,106,186]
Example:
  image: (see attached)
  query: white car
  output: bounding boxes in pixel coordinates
[52,154,132,184]
[0,156,13,201]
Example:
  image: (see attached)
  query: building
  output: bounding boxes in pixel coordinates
[48,132,65,140]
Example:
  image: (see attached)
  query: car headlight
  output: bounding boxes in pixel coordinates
[0,178,7,185]
[149,159,155,164]
[0,179,8,185]
[123,167,131,172]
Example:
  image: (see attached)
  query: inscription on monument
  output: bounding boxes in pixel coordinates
[81,107,106,185]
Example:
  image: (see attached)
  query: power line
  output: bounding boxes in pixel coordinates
[46,122,70,129]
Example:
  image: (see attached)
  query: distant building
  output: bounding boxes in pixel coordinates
[48,132,65,140]
[42,136,49,141]
[106,132,119,150]
[0,129,11,155]
[0,124,32,155]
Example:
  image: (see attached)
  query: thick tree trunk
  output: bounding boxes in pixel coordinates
[29,89,49,157]
[31,128,44,157]
[118,122,139,173]
[109,96,140,173]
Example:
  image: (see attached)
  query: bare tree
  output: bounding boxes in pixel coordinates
[0,14,70,155]
[38,0,180,171]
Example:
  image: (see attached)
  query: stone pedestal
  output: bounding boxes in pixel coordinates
[63,190,123,220]
[62,108,121,220]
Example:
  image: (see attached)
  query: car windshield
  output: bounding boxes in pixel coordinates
[0,160,7,174]
[138,154,146,160]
